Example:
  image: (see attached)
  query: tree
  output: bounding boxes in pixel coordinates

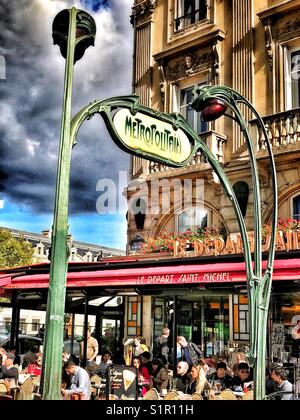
[0,229,34,269]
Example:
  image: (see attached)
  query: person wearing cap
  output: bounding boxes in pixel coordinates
[0,352,19,382]
[207,361,233,391]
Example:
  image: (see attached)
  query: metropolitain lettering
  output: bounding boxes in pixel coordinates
[125,115,182,155]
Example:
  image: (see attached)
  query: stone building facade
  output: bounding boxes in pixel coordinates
[0,226,125,264]
[125,0,300,361]
[128,0,300,245]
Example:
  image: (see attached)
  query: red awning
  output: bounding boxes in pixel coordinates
[0,274,11,287]
[2,258,300,290]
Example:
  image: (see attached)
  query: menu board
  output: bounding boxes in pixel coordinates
[106,365,138,400]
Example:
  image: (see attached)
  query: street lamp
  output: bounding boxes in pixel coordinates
[191,85,278,400]
[42,8,96,400]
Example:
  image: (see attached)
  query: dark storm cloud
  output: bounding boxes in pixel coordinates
[0,0,131,214]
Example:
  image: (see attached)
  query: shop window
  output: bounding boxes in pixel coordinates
[177,208,208,234]
[285,47,300,110]
[19,318,27,335]
[130,235,145,253]
[233,294,249,341]
[31,319,40,333]
[175,0,207,31]
[175,84,208,133]
[126,296,142,337]
[293,195,300,221]
[271,292,300,363]
[233,181,249,218]
[176,296,229,357]
[153,298,167,339]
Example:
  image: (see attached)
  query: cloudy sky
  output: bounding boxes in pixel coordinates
[0,0,133,249]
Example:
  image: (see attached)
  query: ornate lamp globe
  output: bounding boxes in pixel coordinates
[52,9,96,63]
[196,98,228,122]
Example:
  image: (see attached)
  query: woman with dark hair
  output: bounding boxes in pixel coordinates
[132,356,150,396]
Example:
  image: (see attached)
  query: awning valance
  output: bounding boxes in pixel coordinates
[2,258,300,290]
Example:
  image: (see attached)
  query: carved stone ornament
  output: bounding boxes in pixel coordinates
[274,11,300,38]
[265,24,273,71]
[164,47,215,81]
[131,0,157,25]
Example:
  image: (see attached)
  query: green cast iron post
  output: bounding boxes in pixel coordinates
[42,7,77,400]
[42,7,96,400]
[191,85,278,400]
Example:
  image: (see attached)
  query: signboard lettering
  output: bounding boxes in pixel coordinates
[113,109,193,166]
[173,230,300,258]
[137,272,232,285]
[106,365,138,400]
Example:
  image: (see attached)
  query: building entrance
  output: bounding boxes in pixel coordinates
[153,294,230,359]
[177,296,230,357]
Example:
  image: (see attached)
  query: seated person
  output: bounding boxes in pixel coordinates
[171,361,190,392]
[0,353,19,383]
[61,360,91,400]
[27,353,43,376]
[271,366,293,400]
[185,364,210,396]
[231,362,253,391]
[22,346,39,370]
[207,361,233,391]
[97,351,113,379]
[140,351,153,376]
[133,356,150,396]
[9,346,21,366]
[149,358,169,392]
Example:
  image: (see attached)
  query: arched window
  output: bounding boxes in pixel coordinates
[233,182,249,217]
[133,198,147,230]
[293,195,300,220]
[177,208,208,234]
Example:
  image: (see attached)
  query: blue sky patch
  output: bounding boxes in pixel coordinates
[80,0,110,12]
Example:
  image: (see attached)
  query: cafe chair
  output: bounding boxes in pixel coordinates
[164,390,179,400]
[219,389,237,400]
[16,378,34,400]
[70,392,83,400]
[90,374,102,399]
[191,392,203,400]
[143,388,160,400]
[242,390,254,400]
[0,380,10,395]
[0,394,13,400]
[108,394,118,400]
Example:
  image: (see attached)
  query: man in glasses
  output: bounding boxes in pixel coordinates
[231,362,253,391]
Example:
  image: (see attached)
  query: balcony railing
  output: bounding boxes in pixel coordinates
[148,131,227,175]
[252,108,300,153]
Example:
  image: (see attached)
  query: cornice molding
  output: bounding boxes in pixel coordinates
[257,0,300,22]
[154,28,225,61]
[131,0,157,26]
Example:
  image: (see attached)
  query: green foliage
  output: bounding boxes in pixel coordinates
[0,229,34,269]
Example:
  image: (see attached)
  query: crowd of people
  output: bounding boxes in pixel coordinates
[0,327,296,400]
